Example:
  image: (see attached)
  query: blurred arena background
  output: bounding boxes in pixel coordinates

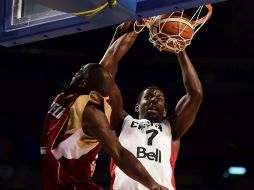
[0,0,254,189]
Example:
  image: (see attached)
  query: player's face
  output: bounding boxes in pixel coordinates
[139,89,166,122]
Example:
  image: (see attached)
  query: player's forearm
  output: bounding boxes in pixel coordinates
[108,21,135,47]
[176,50,203,97]
[110,31,138,63]
[100,31,138,79]
[113,147,158,189]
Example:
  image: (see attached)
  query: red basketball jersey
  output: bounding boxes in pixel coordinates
[41,91,111,190]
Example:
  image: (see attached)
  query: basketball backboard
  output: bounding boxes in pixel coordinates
[0,0,226,47]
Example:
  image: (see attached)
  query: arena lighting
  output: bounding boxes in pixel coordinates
[228,166,247,175]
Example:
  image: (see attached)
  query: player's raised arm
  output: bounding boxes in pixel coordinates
[99,20,144,79]
[170,50,203,140]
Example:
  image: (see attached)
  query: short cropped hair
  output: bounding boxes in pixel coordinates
[66,63,109,94]
[137,86,166,104]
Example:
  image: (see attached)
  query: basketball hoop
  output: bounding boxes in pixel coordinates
[135,4,213,53]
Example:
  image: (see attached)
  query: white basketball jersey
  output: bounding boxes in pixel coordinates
[111,115,178,190]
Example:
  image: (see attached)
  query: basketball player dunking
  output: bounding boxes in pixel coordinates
[40,22,168,190]
[99,21,203,190]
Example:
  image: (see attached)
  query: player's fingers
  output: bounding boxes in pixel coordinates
[120,21,134,30]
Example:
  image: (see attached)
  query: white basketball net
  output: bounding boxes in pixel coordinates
[134,4,213,53]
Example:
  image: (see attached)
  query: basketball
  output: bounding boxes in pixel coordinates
[159,13,193,39]
[149,12,194,52]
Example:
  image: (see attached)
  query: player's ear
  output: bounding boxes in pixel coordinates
[163,109,167,117]
[135,104,139,112]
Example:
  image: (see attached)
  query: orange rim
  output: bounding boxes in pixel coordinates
[190,4,213,26]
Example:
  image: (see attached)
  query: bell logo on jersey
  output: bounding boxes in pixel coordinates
[48,102,65,119]
[137,147,161,163]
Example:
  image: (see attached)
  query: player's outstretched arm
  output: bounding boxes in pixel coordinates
[170,50,203,140]
[82,104,168,190]
[99,21,142,80]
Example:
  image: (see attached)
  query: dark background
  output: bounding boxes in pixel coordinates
[0,0,254,189]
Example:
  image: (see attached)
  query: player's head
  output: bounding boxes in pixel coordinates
[136,86,167,122]
[66,63,112,96]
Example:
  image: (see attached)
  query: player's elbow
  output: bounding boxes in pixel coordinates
[195,88,203,100]
[190,87,203,101]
